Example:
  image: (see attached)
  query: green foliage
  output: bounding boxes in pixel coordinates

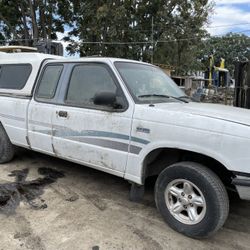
[4,0,249,77]
[64,0,213,74]
[0,0,73,45]
[153,0,213,74]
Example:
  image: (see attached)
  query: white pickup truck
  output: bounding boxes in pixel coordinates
[0,52,250,238]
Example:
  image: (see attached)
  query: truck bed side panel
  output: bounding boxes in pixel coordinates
[0,96,30,147]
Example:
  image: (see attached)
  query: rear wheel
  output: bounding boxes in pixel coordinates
[0,124,14,163]
[155,161,229,238]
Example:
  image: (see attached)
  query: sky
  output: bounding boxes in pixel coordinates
[207,0,250,36]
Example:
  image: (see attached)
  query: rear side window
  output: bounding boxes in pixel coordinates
[36,65,63,99]
[0,64,32,89]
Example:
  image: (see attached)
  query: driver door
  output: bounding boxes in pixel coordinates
[51,62,133,175]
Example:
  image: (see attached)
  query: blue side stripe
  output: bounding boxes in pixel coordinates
[30,121,150,145]
[53,128,150,145]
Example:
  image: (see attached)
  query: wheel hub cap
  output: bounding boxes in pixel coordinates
[179,197,189,206]
[165,179,207,225]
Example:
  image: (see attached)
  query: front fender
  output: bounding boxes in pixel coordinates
[139,140,231,172]
[125,134,249,185]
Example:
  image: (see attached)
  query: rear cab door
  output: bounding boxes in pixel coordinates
[28,63,64,154]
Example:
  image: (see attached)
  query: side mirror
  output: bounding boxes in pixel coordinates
[93,92,117,107]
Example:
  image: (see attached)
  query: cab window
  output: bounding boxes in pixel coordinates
[66,64,117,107]
[36,65,63,99]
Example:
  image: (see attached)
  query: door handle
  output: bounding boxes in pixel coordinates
[57,111,68,118]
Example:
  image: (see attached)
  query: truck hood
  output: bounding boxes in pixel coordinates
[155,102,250,126]
[134,101,250,175]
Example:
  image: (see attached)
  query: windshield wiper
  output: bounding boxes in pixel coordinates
[178,95,198,102]
[138,94,189,103]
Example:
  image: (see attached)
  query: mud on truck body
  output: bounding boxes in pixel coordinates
[0,52,250,238]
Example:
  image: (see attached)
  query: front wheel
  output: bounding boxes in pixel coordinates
[155,162,229,238]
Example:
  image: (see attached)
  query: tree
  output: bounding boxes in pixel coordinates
[0,0,73,46]
[0,0,215,75]
[65,0,143,58]
[153,0,213,74]
[65,0,213,74]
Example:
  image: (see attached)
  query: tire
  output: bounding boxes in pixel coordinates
[0,124,14,163]
[155,161,229,238]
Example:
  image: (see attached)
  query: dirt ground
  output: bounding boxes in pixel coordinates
[0,149,250,250]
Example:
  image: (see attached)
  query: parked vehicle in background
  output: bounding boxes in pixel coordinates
[1,52,250,238]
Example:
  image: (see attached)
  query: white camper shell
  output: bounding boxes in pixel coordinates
[0,53,61,96]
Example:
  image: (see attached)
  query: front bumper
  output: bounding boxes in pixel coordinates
[232,175,250,200]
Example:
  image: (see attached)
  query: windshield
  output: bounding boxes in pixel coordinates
[115,62,185,103]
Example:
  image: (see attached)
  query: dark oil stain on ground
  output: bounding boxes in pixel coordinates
[0,168,64,214]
